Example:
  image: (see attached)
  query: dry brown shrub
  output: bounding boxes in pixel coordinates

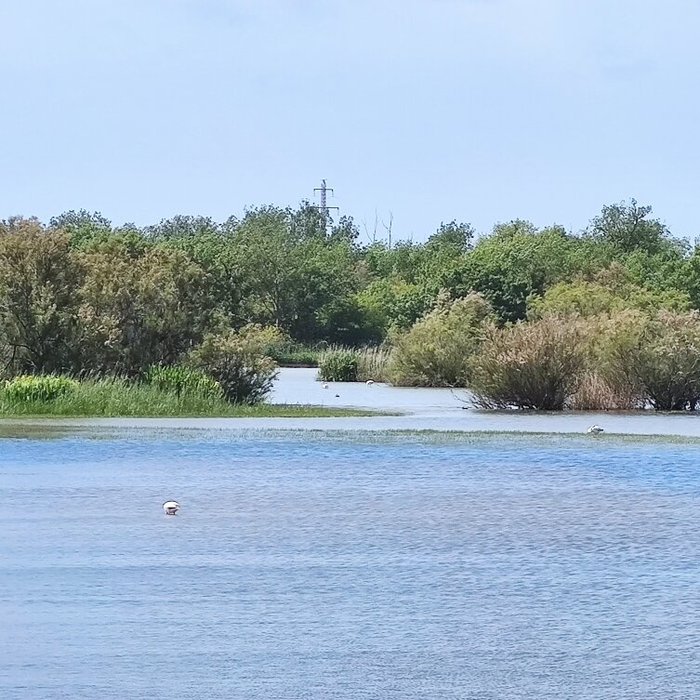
[568,371,644,410]
[468,316,585,410]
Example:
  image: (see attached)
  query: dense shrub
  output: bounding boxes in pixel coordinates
[3,375,79,402]
[317,349,359,382]
[569,311,647,410]
[468,316,585,410]
[388,293,493,387]
[528,275,691,319]
[144,365,222,399]
[629,311,700,410]
[188,325,280,404]
[569,371,645,411]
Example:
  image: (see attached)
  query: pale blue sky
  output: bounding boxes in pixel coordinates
[1,0,699,241]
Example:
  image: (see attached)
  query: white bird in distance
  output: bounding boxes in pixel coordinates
[163,500,180,515]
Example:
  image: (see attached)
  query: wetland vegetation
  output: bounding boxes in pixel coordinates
[3,199,700,414]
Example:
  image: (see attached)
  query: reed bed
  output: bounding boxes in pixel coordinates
[356,346,391,383]
[317,346,391,383]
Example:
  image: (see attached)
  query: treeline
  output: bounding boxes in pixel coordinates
[2,199,700,408]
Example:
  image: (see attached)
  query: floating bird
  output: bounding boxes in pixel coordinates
[587,425,604,434]
[335,394,340,398]
[163,500,180,515]
[366,380,375,385]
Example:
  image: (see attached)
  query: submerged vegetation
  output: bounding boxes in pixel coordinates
[3,198,700,411]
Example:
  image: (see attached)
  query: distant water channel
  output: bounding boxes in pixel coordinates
[1,422,699,699]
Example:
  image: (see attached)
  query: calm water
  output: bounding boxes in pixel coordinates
[1,427,699,699]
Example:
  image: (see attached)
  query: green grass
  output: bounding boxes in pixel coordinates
[0,376,376,418]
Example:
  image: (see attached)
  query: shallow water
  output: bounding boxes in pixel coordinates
[1,427,699,699]
[4,367,700,438]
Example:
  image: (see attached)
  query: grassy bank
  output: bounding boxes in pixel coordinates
[0,377,375,418]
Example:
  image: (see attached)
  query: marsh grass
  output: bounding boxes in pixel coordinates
[0,376,375,418]
[356,346,391,383]
[568,371,645,411]
[317,346,391,383]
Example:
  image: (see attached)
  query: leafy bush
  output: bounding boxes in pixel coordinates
[388,293,493,387]
[317,349,359,382]
[468,316,585,410]
[3,375,79,403]
[188,325,279,404]
[528,275,691,319]
[144,365,222,399]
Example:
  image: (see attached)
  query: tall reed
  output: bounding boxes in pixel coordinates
[356,346,391,383]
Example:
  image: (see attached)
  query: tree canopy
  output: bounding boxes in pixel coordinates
[1,199,696,377]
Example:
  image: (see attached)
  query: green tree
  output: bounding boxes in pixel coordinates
[528,274,691,318]
[586,199,673,254]
[78,243,217,374]
[0,219,83,373]
[145,215,220,240]
[232,205,359,341]
[49,209,112,247]
[456,224,579,322]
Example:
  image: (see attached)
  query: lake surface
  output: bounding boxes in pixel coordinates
[1,426,699,699]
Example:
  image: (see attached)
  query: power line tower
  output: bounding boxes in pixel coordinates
[313,179,339,230]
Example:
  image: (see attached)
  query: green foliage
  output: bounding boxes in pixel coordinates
[426,221,474,254]
[356,278,432,332]
[0,219,84,373]
[3,375,78,402]
[0,375,370,417]
[49,209,112,247]
[144,365,222,399]
[231,205,361,342]
[1,197,698,399]
[77,245,217,374]
[144,215,221,240]
[528,273,691,319]
[188,325,280,404]
[456,224,582,322]
[267,341,323,367]
[388,293,493,387]
[587,199,673,255]
[468,317,586,410]
[317,349,360,382]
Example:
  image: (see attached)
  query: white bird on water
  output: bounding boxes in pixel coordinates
[587,425,604,434]
[163,500,180,515]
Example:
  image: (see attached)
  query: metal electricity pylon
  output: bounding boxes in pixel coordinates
[313,179,339,229]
